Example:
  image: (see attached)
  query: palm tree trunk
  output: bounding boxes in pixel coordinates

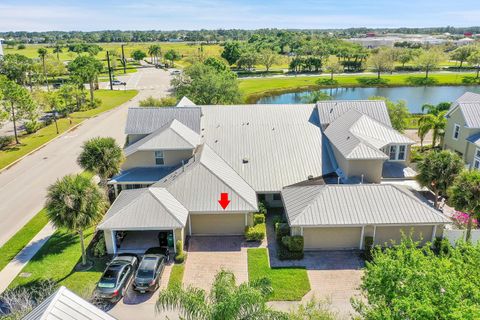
[420,138,424,152]
[11,102,20,144]
[434,189,439,209]
[42,58,49,92]
[79,230,87,266]
[466,214,473,242]
[89,80,94,103]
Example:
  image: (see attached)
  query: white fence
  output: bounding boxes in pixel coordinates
[444,229,480,246]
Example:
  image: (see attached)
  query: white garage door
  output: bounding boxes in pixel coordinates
[190,214,245,235]
[375,225,434,246]
[303,227,362,250]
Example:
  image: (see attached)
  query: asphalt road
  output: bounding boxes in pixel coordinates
[0,67,171,246]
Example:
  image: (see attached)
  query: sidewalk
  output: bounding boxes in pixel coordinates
[0,223,55,294]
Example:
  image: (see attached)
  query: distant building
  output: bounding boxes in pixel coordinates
[0,38,4,56]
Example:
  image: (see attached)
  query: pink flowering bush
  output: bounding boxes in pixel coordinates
[452,211,478,229]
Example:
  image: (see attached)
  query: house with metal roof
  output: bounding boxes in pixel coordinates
[444,92,480,169]
[23,286,116,320]
[100,98,445,253]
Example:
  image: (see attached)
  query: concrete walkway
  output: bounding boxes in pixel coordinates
[0,223,55,294]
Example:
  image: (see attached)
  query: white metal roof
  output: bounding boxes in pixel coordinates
[23,286,116,320]
[316,100,391,129]
[283,184,450,227]
[154,144,258,212]
[176,96,196,107]
[98,188,188,230]
[200,104,334,192]
[124,119,200,155]
[446,92,480,128]
[125,107,201,134]
[325,110,414,160]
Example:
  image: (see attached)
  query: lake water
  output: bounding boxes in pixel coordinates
[256,86,480,113]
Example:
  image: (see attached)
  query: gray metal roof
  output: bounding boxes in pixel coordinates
[455,92,480,103]
[125,107,201,134]
[282,184,450,227]
[325,110,414,160]
[124,119,200,155]
[200,104,335,192]
[154,144,258,212]
[316,100,391,129]
[109,166,179,184]
[177,96,196,107]
[98,188,188,230]
[23,286,116,320]
[446,92,480,128]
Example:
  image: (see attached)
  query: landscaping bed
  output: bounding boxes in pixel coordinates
[247,248,310,301]
[167,263,185,289]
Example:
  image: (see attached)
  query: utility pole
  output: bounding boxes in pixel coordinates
[106,51,113,90]
[121,44,127,74]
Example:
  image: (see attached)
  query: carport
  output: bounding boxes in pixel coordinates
[105,229,181,255]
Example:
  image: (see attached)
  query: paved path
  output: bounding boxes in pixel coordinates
[0,223,55,294]
[0,67,170,248]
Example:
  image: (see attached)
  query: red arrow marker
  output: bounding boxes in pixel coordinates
[218,192,230,209]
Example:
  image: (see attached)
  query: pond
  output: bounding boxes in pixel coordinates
[256,85,480,113]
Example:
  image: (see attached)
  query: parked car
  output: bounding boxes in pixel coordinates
[170,70,181,75]
[133,248,166,293]
[95,253,139,303]
[112,80,126,85]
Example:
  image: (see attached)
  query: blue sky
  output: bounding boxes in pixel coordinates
[0,0,479,31]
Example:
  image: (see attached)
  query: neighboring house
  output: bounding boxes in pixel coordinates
[24,286,116,320]
[444,92,480,169]
[0,38,3,56]
[100,98,446,253]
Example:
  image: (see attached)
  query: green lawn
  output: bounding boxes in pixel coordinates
[167,263,185,289]
[8,227,108,299]
[239,72,476,102]
[0,89,138,170]
[247,248,310,301]
[0,209,49,272]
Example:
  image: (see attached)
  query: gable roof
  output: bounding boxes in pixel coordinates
[124,119,201,156]
[316,100,391,129]
[282,184,450,227]
[199,104,334,192]
[24,286,116,320]
[325,110,414,160]
[176,96,196,107]
[154,144,258,212]
[446,92,480,128]
[467,132,480,147]
[125,107,201,135]
[98,187,188,230]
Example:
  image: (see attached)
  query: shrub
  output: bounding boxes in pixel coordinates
[282,236,304,252]
[394,65,421,72]
[356,77,390,86]
[17,44,26,50]
[245,223,266,241]
[254,213,265,225]
[462,76,480,85]
[278,245,304,260]
[271,215,284,226]
[0,135,14,149]
[316,78,338,86]
[405,76,438,86]
[93,236,107,257]
[363,236,374,261]
[433,237,451,256]
[258,201,268,215]
[275,223,290,242]
[174,240,186,263]
[24,121,42,134]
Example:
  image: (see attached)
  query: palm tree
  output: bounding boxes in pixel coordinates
[46,174,107,266]
[416,150,464,209]
[417,111,447,148]
[37,47,49,91]
[77,137,124,187]
[148,45,161,65]
[417,118,431,151]
[53,43,63,60]
[156,270,285,320]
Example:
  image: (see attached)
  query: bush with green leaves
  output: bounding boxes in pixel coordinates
[281,235,304,252]
[24,120,42,134]
[356,77,390,86]
[0,135,13,149]
[174,240,186,263]
[253,213,265,225]
[278,245,304,260]
[275,223,290,242]
[258,200,268,215]
[406,76,438,86]
[93,235,107,257]
[245,223,266,241]
[363,236,374,261]
[316,78,339,86]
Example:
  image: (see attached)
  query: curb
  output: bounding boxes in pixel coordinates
[0,122,83,174]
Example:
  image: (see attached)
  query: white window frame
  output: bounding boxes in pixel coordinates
[388,144,407,161]
[453,124,460,140]
[154,150,165,165]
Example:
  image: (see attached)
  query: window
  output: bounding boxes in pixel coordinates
[389,145,397,160]
[273,193,281,201]
[474,160,480,170]
[155,151,165,165]
[453,124,460,140]
[474,148,480,170]
[398,145,406,160]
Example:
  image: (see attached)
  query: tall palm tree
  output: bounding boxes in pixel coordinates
[46,174,107,266]
[156,270,285,320]
[77,137,124,187]
[37,47,49,91]
[53,43,63,60]
[417,111,447,148]
[147,44,161,65]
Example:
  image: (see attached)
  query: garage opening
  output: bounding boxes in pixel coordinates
[190,214,246,235]
[303,227,362,250]
[116,230,175,254]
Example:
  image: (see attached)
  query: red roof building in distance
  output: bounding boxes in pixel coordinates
[464,32,473,37]
[366,32,376,37]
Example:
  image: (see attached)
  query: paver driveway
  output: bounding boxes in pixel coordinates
[183,236,249,291]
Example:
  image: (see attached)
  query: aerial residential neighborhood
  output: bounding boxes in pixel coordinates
[1,1,480,320]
